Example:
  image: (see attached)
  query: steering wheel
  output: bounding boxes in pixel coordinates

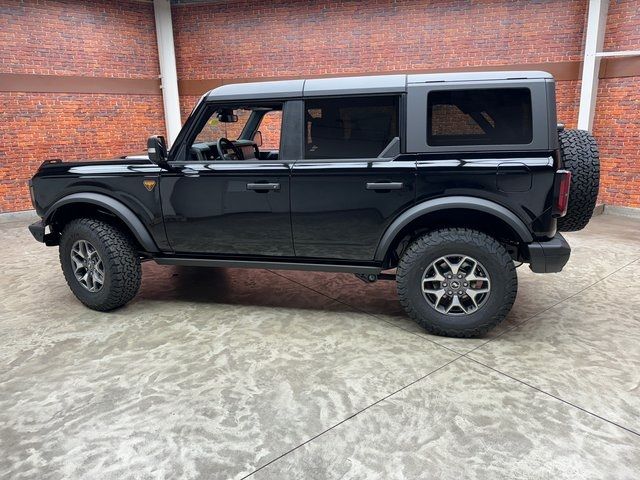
[217,137,244,160]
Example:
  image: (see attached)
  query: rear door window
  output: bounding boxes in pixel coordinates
[304,96,399,159]
[427,88,532,146]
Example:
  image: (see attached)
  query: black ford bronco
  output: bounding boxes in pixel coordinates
[28,72,599,337]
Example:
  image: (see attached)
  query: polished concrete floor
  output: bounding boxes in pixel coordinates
[1,213,639,479]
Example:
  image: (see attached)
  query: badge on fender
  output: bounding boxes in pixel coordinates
[143,179,156,191]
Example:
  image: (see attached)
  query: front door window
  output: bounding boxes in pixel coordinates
[187,103,283,162]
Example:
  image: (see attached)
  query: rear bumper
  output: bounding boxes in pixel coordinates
[527,233,571,273]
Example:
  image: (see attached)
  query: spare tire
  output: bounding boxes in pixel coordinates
[557,129,600,232]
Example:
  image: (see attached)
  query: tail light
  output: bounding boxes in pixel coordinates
[553,170,571,217]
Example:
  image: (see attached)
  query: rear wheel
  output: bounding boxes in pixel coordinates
[59,218,141,311]
[397,228,517,337]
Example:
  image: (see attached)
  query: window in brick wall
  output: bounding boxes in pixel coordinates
[305,96,399,159]
[427,88,532,146]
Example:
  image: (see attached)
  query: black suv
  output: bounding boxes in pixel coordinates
[28,72,599,337]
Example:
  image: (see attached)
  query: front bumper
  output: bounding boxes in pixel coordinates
[29,220,59,246]
[527,233,571,273]
[29,220,45,243]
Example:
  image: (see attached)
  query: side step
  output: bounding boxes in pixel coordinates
[154,256,382,275]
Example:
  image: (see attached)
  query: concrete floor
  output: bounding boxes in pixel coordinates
[1,213,639,479]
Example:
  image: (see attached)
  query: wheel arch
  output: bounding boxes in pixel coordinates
[44,193,160,253]
[375,196,533,266]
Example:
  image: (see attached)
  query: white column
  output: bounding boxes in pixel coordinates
[577,0,609,132]
[153,0,181,145]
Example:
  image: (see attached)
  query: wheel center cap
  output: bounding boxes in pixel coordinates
[450,280,460,289]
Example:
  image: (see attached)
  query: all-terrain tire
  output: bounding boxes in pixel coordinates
[557,129,600,232]
[59,218,142,311]
[397,228,517,338]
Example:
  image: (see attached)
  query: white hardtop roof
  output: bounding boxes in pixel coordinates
[205,71,553,101]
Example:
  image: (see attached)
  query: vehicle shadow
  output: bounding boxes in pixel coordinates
[137,264,363,313]
[136,263,544,334]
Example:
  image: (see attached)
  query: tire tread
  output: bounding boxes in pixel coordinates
[557,129,600,232]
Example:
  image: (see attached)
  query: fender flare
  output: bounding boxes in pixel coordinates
[374,196,533,262]
[44,192,160,253]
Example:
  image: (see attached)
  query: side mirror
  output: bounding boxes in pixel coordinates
[253,130,263,147]
[147,135,169,168]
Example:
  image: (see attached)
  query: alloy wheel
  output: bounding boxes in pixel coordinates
[421,254,491,315]
[70,240,105,293]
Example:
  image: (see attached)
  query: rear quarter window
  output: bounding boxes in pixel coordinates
[427,88,532,146]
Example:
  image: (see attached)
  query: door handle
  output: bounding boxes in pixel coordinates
[247,182,280,191]
[366,182,404,190]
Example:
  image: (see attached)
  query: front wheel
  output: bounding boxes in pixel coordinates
[59,218,142,311]
[397,228,517,337]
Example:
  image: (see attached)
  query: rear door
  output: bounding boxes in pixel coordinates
[290,95,416,261]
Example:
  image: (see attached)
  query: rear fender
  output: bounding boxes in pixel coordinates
[375,196,533,262]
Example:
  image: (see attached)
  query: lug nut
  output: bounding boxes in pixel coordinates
[458,291,463,295]
[448,291,453,295]
[463,283,468,287]
[442,282,447,287]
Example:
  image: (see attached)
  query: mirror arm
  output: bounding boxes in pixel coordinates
[147,135,175,171]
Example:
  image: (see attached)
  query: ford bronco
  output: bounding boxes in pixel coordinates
[28,72,599,337]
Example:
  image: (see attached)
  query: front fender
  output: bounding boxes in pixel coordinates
[374,196,533,262]
[44,192,160,253]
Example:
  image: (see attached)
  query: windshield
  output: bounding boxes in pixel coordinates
[194,108,252,144]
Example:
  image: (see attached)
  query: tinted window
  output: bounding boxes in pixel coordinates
[194,108,252,144]
[258,110,282,150]
[427,88,532,146]
[305,96,399,159]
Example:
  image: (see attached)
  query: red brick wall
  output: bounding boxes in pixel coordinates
[595,0,640,207]
[180,95,202,123]
[0,93,164,210]
[172,0,587,145]
[173,0,640,208]
[2,0,638,212]
[556,81,581,129]
[0,0,159,78]
[0,0,164,213]
[172,0,587,79]
[593,76,640,207]
[604,0,639,51]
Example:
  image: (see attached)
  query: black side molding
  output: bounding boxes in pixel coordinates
[527,233,571,273]
[154,256,382,274]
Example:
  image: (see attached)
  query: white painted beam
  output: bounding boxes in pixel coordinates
[153,0,181,145]
[577,0,609,132]
[595,50,640,58]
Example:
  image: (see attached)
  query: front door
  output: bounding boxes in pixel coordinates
[291,95,416,261]
[161,102,293,256]
[161,161,292,255]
